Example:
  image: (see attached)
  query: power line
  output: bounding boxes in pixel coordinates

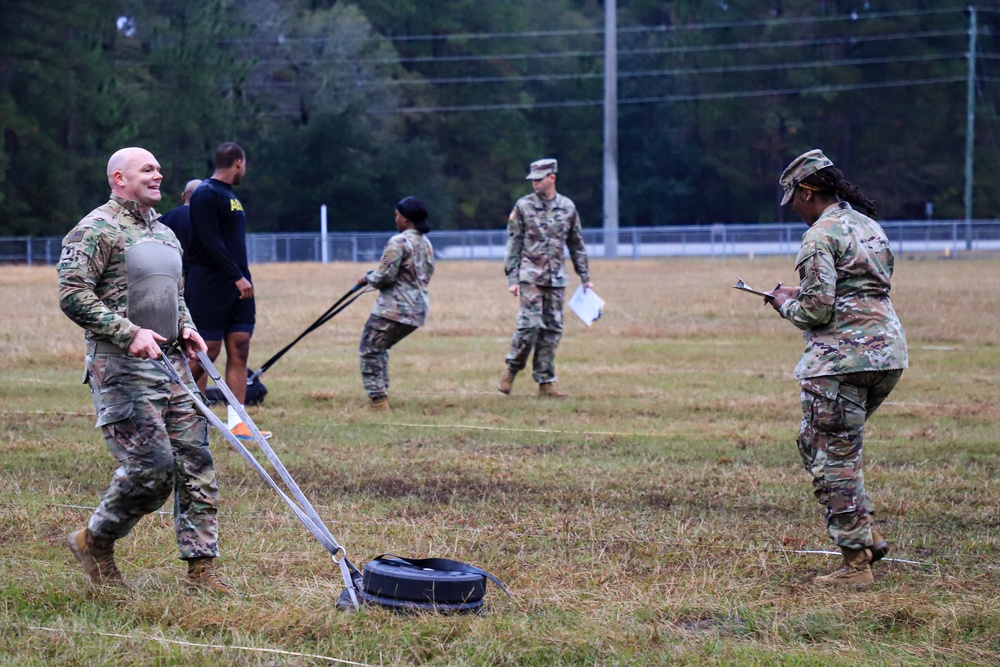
[362,52,966,87]
[120,46,978,94]
[379,74,969,114]
[169,50,966,94]
[219,6,966,45]
[113,9,991,113]
[613,28,969,60]
[608,7,966,37]
[625,74,968,105]
[251,28,967,68]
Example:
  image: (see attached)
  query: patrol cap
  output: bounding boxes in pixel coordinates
[526,158,558,180]
[779,149,834,205]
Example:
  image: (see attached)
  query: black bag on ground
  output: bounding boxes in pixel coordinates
[204,368,268,406]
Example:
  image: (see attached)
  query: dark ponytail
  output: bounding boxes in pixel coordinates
[800,166,878,219]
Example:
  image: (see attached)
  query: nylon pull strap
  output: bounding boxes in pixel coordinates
[150,352,361,608]
[251,284,371,382]
[195,351,341,550]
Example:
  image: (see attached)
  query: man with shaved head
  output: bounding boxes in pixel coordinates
[159,178,202,269]
[57,147,232,594]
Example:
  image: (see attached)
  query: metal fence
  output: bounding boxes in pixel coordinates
[5,220,1000,266]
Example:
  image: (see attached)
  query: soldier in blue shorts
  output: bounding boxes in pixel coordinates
[186,142,271,441]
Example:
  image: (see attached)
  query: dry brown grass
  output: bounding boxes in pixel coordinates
[1,256,999,666]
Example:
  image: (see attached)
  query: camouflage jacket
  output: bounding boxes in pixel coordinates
[365,229,435,327]
[780,202,908,379]
[504,192,590,288]
[57,195,195,350]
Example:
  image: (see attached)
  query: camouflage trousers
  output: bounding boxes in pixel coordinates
[85,350,219,560]
[797,369,903,550]
[359,314,417,399]
[505,283,565,384]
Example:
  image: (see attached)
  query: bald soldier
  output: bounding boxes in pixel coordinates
[57,147,232,594]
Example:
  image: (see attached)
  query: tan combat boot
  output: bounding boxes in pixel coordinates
[538,382,568,398]
[870,527,889,563]
[67,528,125,586]
[815,547,874,586]
[364,396,390,411]
[497,368,517,395]
[187,557,235,595]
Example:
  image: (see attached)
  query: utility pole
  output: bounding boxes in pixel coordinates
[964,5,977,250]
[603,0,619,259]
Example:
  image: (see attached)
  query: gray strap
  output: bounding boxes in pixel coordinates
[194,350,342,551]
[150,353,360,609]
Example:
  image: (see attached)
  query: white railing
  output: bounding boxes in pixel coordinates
[6,220,1000,265]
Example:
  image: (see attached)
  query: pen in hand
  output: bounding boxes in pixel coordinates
[764,281,783,304]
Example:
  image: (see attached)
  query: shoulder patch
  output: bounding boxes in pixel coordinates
[794,240,819,270]
[508,208,517,221]
[65,228,86,244]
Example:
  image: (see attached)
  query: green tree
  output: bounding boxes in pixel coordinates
[615,0,982,222]
[113,0,257,205]
[1,1,134,235]
[231,2,452,231]
[346,0,606,228]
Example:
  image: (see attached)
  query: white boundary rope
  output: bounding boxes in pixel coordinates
[1,397,970,440]
[382,420,673,438]
[50,502,936,566]
[28,626,373,666]
[790,549,929,565]
[5,409,685,438]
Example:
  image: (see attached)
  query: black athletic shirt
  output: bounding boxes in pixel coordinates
[158,205,192,262]
[187,178,250,282]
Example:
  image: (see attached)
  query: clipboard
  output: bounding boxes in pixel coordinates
[732,276,775,298]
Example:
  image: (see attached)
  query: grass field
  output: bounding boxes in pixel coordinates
[1,256,998,666]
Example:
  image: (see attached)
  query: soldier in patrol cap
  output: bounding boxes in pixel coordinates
[766,148,907,586]
[497,158,593,397]
[57,147,232,594]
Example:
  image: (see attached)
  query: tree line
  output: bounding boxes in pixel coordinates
[2,0,999,237]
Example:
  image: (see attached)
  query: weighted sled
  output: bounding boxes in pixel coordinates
[362,556,486,603]
[159,352,504,616]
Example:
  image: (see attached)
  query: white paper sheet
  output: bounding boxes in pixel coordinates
[568,284,605,326]
[731,275,772,298]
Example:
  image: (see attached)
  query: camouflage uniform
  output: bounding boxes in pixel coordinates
[504,192,590,383]
[360,229,435,399]
[57,195,220,560]
[779,201,908,550]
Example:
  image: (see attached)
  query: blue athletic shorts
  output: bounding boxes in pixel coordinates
[184,266,255,341]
